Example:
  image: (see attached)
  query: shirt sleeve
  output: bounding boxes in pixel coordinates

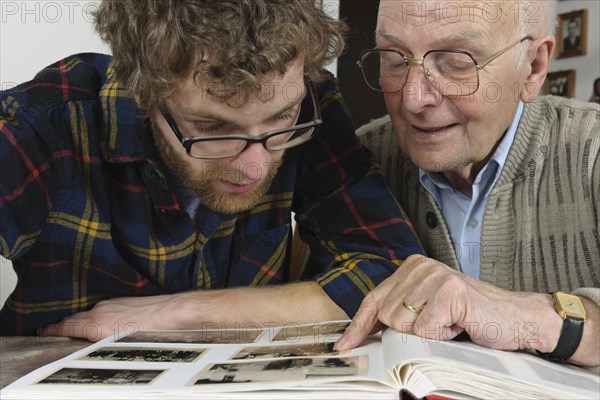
[0,83,65,260]
[292,74,424,317]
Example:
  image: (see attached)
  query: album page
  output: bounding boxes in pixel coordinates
[1,321,399,400]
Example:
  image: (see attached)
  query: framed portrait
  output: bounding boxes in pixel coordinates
[543,70,576,98]
[555,9,587,59]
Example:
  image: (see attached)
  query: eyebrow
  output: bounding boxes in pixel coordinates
[375,27,399,44]
[375,27,403,47]
[178,88,307,123]
[375,27,487,50]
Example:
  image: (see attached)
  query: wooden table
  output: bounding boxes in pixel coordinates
[0,337,89,389]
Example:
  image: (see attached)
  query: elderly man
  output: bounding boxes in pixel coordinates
[337,0,599,368]
[0,0,423,340]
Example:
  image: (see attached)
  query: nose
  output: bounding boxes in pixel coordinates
[228,140,274,181]
[401,62,442,113]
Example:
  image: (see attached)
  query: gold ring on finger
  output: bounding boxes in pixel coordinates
[402,300,422,315]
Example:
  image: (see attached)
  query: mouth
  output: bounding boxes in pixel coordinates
[217,179,259,193]
[409,123,459,141]
[412,123,458,134]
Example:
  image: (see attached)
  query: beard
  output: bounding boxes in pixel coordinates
[151,119,282,214]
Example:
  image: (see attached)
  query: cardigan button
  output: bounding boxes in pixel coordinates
[426,212,438,229]
[150,169,161,180]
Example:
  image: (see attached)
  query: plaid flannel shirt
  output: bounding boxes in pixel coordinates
[0,54,423,335]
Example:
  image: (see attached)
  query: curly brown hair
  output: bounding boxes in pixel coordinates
[94,0,345,112]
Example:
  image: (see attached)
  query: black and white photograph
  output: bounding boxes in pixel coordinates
[117,328,261,344]
[193,355,366,385]
[232,342,337,360]
[272,321,350,342]
[556,9,588,58]
[78,346,206,363]
[543,70,576,98]
[36,368,164,385]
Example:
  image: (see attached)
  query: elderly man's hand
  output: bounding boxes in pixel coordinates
[335,254,559,353]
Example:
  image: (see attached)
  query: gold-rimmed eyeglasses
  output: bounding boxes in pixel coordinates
[159,84,322,159]
[356,36,533,97]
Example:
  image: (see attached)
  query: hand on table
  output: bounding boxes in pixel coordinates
[37,294,192,341]
[336,254,559,353]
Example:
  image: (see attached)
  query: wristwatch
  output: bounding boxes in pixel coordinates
[537,292,587,362]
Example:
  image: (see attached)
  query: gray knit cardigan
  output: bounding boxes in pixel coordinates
[357,95,599,307]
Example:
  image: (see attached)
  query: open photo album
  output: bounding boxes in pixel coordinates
[1,320,598,399]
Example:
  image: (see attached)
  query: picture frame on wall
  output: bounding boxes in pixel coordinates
[543,70,576,98]
[555,9,588,59]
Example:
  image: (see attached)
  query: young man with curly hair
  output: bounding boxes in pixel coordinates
[0,0,422,340]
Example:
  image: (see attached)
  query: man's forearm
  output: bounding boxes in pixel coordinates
[177,281,349,329]
[38,281,349,340]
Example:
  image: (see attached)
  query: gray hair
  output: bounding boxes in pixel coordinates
[515,0,557,68]
[515,0,557,38]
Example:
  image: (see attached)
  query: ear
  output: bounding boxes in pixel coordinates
[520,35,556,103]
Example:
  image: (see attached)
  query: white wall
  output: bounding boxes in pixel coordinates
[0,256,14,306]
[0,0,109,89]
[549,0,600,101]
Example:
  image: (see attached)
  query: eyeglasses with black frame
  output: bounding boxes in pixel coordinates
[356,36,533,97]
[159,84,322,159]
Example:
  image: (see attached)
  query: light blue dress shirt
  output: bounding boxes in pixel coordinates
[419,101,524,278]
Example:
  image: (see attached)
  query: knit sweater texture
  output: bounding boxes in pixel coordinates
[357,95,599,306]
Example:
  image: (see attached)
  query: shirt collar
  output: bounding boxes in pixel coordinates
[484,100,523,188]
[419,101,524,198]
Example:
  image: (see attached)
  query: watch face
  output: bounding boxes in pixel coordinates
[554,292,587,320]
